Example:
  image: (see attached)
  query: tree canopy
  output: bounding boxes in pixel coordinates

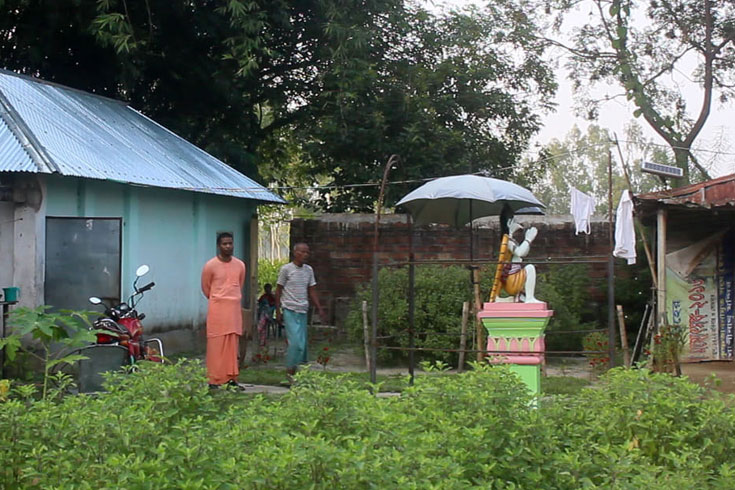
[294,4,556,211]
[554,0,735,183]
[0,1,556,210]
[531,123,665,216]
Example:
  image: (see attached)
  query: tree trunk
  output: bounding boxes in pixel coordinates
[673,146,690,185]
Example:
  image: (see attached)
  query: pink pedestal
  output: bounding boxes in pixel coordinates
[478,302,553,366]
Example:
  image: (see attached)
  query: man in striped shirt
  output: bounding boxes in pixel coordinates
[275,242,325,381]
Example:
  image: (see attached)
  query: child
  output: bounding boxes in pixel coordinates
[256,284,276,348]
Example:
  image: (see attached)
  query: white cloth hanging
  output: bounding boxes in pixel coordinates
[570,187,596,235]
[613,190,636,265]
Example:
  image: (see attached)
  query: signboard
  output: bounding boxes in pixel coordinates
[666,231,734,361]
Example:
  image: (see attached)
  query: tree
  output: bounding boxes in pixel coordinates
[530,123,664,215]
[554,0,735,183]
[0,1,408,178]
[295,4,556,211]
[1,1,555,209]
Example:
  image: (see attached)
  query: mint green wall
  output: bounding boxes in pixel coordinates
[45,175,255,332]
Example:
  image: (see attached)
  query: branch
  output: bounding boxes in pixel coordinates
[541,35,617,61]
[683,0,714,147]
[714,34,735,54]
[713,74,735,89]
[688,152,713,181]
[641,47,694,88]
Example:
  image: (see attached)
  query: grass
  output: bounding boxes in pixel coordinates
[542,375,592,395]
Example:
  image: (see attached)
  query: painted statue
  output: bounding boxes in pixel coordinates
[489,217,540,303]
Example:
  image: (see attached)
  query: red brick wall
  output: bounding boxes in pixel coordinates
[291,214,614,325]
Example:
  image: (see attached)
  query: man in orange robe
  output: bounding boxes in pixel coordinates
[201,232,246,388]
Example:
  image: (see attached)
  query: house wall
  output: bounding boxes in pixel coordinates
[0,201,14,294]
[0,175,46,308]
[43,175,257,352]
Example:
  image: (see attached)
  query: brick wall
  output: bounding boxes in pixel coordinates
[290,214,614,327]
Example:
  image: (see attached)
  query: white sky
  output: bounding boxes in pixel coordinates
[427,0,735,177]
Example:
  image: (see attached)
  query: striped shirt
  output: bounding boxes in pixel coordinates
[277,262,316,313]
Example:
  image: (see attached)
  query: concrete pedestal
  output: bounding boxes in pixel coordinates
[477,302,554,395]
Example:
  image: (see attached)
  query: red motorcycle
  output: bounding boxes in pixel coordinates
[88,265,164,363]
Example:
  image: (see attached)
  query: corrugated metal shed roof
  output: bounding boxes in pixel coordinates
[0,113,35,172]
[0,70,285,203]
[636,173,735,209]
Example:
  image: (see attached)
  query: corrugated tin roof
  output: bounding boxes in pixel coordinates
[0,119,34,172]
[0,70,285,203]
[636,173,735,209]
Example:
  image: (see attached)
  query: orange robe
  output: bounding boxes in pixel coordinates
[201,257,246,384]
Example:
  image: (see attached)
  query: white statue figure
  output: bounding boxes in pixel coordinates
[489,217,540,303]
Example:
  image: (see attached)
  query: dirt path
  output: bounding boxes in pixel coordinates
[680,362,735,394]
[244,332,735,394]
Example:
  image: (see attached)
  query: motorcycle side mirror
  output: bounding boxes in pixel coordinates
[89,297,102,305]
[135,265,150,277]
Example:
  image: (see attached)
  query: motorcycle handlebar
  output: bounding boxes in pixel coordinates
[138,282,155,293]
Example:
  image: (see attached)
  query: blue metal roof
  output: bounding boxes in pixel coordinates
[0,70,285,203]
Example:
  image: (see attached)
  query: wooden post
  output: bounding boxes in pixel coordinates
[473,268,484,362]
[656,209,667,329]
[362,300,370,372]
[616,305,631,367]
[458,301,469,372]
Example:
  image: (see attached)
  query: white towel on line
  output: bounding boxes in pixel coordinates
[570,187,596,235]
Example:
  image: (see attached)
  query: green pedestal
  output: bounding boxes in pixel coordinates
[509,364,541,395]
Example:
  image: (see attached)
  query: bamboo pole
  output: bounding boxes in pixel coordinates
[616,305,631,367]
[613,135,658,290]
[656,209,668,329]
[458,301,469,372]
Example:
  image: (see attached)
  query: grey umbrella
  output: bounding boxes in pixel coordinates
[396,174,545,227]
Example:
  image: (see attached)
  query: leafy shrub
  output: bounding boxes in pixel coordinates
[0,306,97,400]
[345,265,474,364]
[651,323,686,374]
[1,362,734,488]
[536,264,601,352]
[583,331,610,373]
[258,258,288,293]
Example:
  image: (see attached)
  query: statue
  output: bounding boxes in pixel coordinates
[489,216,540,303]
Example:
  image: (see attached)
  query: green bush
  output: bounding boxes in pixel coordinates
[258,258,288,293]
[2,362,734,488]
[536,264,601,352]
[345,265,475,364]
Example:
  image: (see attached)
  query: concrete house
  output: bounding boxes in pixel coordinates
[0,70,284,351]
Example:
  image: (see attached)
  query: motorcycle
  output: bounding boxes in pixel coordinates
[88,264,164,363]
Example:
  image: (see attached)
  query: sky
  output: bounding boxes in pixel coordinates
[428,0,735,178]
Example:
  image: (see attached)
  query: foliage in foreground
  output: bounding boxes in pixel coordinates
[2,361,735,488]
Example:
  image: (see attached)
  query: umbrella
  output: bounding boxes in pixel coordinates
[395,174,546,366]
[396,174,545,227]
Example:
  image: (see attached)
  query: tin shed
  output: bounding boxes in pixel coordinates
[0,70,285,351]
[636,174,735,362]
